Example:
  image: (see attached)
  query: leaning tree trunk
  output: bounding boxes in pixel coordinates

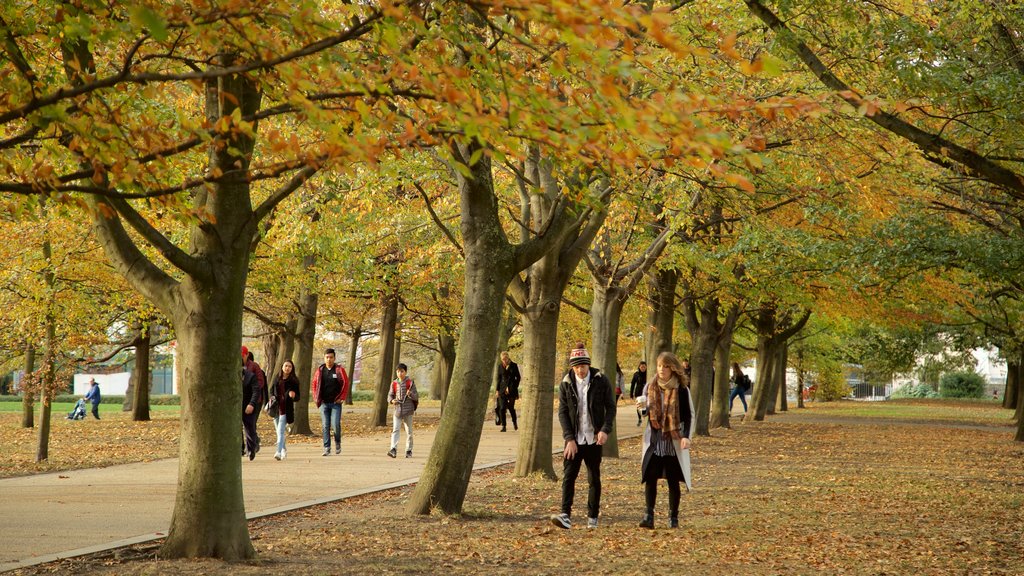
[345,325,361,405]
[407,146,524,514]
[590,284,626,458]
[371,294,399,427]
[21,344,35,429]
[749,337,778,421]
[776,345,789,412]
[291,286,318,435]
[646,267,678,362]
[131,326,152,421]
[766,345,785,416]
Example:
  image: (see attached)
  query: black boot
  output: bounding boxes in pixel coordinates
[639,512,654,529]
[669,516,679,528]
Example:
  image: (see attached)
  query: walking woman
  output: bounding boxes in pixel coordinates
[729,362,749,413]
[271,360,301,460]
[637,351,694,528]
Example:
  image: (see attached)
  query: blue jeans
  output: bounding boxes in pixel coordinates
[274,414,288,454]
[319,402,342,449]
[729,387,748,412]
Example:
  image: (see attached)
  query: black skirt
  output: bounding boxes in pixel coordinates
[643,453,684,484]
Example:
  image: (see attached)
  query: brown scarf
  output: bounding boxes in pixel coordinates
[647,376,681,441]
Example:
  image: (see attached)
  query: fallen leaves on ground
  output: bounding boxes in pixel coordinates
[10,402,1024,575]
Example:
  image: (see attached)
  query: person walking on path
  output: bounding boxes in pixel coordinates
[311,348,350,456]
[630,361,647,426]
[241,365,262,461]
[84,378,101,419]
[496,351,521,432]
[551,342,617,530]
[615,364,625,403]
[270,360,301,461]
[637,351,694,529]
[728,362,750,414]
[387,363,419,458]
[242,347,267,453]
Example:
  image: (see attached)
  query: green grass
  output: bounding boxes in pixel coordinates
[807,398,1014,426]
[0,402,180,413]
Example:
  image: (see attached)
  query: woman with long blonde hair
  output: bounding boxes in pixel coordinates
[636,351,694,528]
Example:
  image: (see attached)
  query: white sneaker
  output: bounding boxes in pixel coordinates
[587,517,599,529]
[274,451,282,461]
[322,448,330,456]
[280,449,286,460]
[550,513,571,529]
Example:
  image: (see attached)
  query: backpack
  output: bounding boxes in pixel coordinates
[741,374,752,391]
[392,379,418,412]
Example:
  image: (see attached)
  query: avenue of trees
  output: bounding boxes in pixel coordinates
[2,0,1022,561]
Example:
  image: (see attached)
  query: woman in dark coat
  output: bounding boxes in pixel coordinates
[271,360,301,461]
[637,351,694,529]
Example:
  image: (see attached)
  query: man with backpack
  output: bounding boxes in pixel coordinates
[387,362,418,458]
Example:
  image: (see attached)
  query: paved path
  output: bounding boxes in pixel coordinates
[0,406,645,572]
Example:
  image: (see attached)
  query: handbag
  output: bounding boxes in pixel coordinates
[493,395,501,426]
[264,395,279,418]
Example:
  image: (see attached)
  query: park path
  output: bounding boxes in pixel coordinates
[0,405,645,573]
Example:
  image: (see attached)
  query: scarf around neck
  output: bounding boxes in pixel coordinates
[648,376,681,440]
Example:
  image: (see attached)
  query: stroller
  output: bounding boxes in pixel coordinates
[67,398,86,420]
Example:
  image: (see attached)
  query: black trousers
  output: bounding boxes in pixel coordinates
[90,404,100,419]
[242,410,260,455]
[497,395,517,428]
[561,442,603,519]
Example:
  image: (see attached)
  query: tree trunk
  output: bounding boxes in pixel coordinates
[371,294,398,427]
[1005,358,1019,410]
[515,301,561,479]
[709,311,738,429]
[777,344,789,412]
[35,316,56,462]
[345,326,361,405]
[131,326,152,421]
[431,330,456,409]
[766,345,784,415]
[645,267,678,362]
[291,287,318,435]
[21,344,35,429]
[796,348,806,409]
[1015,375,1024,441]
[407,146,522,514]
[590,284,626,457]
[160,306,253,559]
[748,305,810,421]
[681,290,720,438]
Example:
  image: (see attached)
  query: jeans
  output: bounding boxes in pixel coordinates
[274,414,288,454]
[391,412,414,452]
[561,443,603,519]
[319,402,342,449]
[728,387,748,412]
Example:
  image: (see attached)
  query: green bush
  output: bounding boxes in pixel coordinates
[350,389,374,402]
[3,394,181,405]
[890,383,939,399]
[939,371,986,399]
[813,367,851,402]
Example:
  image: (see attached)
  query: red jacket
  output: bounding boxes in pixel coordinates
[311,363,350,407]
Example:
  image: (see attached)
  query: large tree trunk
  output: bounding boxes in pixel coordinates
[407,148,518,514]
[646,267,678,361]
[515,298,561,479]
[371,294,399,427]
[1015,376,1024,441]
[750,335,779,421]
[21,344,35,429]
[766,345,784,415]
[681,291,720,438]
[590,284,626,458]
[345,325,361,405]
[431,330,456,408]
[131,326,152,421]
[291,287,318,435]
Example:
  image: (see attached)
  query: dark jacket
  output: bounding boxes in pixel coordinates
[272,373,301,424]
[629,370,647,398]
[242,369,261,410]
[557,367,617,443]
[497,361,521,400]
